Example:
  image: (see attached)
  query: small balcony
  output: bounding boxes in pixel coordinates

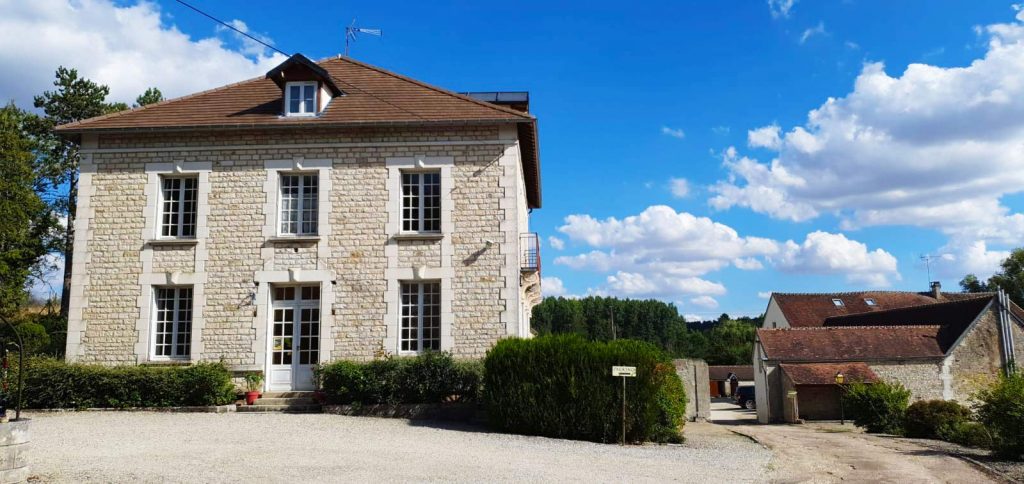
[521,232,540,273]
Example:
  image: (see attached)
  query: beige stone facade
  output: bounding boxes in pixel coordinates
[66,125,540,376]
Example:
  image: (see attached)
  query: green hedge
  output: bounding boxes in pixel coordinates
[976,372,1024,459]
[16,357,236,409]
[842,380,910,435]
[317,351,482,405]
[904,399,972,439]
[483,334,686,444]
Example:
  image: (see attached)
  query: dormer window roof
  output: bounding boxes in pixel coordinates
[265,53,343,116]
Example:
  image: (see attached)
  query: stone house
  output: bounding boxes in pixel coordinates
[753,285,1023,423]
[55,54,544,392]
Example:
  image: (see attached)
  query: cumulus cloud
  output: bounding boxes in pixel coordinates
[0,0,288,108]
[661,126,686,139]
[799,22,827,44]
[669,178,690,198]
[748,124,782,149]
[542,277,568,297]
[757,291,773,299]
[547,236,565,251]
[768,0,797,18]
[554,205,896,300]
[710,8,1024,277]
[772,231,900,286]
[689,295,719,309]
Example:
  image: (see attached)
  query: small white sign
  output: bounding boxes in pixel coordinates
[612,366,637,377]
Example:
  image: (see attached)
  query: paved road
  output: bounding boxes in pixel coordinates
[731,423,995,483]
[26,412,772,483]
[709,399,757,424]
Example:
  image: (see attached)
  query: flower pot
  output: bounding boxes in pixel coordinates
[245,391,260,405]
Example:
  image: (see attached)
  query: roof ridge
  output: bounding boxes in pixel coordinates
[759,325,942,332]
[323,55,534,121]
[56,73,269,131]
[772,290,982,297]
[824,295,992,322]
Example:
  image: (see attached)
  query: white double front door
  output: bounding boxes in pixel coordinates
[267,285,321,392]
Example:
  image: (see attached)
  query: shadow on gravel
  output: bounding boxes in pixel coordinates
[404,419,494,434]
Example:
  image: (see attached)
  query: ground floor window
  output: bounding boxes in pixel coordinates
[400,282,441,353]
[153,286,192,358]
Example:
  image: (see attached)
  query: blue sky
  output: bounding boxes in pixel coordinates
[4,1,1024,318]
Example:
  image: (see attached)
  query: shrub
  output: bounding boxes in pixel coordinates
[483,334,686,444]
[937,421,993,449]
[15,357,236,409]
[842,380,910,435]
[975,372,1024,459]
[318,352,482,405]
[904,399,972,439]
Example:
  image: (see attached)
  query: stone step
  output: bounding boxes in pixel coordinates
[261,392,314,399]
[253,397,318,406]
[236,404,322,413]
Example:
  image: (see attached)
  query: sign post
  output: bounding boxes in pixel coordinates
[611,366,637,445]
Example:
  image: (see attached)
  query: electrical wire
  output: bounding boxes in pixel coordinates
[173,0,289,57]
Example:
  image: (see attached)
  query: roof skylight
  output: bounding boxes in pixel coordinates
[832,298,845,307]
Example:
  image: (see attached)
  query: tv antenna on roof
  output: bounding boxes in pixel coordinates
[920,254,949,285]
[345,19,382,57]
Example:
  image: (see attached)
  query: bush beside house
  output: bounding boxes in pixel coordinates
[317,352,482,405]
[842,380,910,435]
[975,372,1024,459]
[483,334,686,444]
[903,400,973,440]
[16,358,236,409]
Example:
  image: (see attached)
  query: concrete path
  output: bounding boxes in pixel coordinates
[709,398,757,424]
[731,423,995,483]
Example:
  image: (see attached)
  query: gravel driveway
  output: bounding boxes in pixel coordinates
[26,412,772,483]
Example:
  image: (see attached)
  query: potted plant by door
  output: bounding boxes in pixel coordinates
[243,372,264,405]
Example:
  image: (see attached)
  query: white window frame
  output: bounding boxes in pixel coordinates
[151,286,193,360]
[157,175,199,239]
[400,169,442,234]
[399,281,442,354]
[285,81,318,117]
[277,172,319,236]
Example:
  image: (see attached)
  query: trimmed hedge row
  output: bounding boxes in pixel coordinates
[16,357,236,409]
[483,334,686,444]
[317,351,482,405]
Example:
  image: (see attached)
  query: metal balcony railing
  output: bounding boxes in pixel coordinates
[521,233,540,273]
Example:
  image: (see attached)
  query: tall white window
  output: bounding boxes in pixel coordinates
[153,286,193,358]
[401,171,441,233]
[400,282,441,353]
[285,82,317,116]
[159,177,197,238]
[279,173,318,235]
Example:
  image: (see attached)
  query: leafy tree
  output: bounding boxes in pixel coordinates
[30,67,126,317]
[0,103,58,317]
[134,87,164,107]
[960,248,1024,306]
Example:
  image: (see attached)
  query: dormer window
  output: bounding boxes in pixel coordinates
[286,82,318,116]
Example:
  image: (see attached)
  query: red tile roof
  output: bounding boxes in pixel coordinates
[55,55,543,208]
[772,291,989,328]
[757,326,947,361]
[780,362,879,385]
[708,365,754,381]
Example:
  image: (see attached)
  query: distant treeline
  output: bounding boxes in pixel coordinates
[530,296,762,365]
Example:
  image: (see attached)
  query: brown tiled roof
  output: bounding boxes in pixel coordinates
[757,326,948,361]
[708,365,754,381]
[772,291,990,328]
[55,55,542,208]
[780,362,879,385]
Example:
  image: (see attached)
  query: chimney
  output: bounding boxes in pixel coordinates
[930,281,942,299]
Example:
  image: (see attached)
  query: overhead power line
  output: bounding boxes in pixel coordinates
[173,0,289,57]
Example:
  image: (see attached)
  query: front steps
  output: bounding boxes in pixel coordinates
[236,392,322,413]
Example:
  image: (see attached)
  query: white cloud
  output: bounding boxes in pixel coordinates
[757,291,772,299]
[547,236,565,251]
[710,9,1024,279]
[845,41,861,50]
[661,126,686,139]
[0,0,288,109]
[712,125,731,135]
[800,22,827,44]
[768,0,797,18]
[747,124,782,149]
[689,295,719,309]
[542,277,568,297]
[772,231,900,287]
[554,205,894,300]
[669,178,690,198]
